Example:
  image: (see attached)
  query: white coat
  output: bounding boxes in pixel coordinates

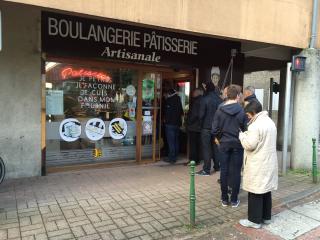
[239,111,278,194]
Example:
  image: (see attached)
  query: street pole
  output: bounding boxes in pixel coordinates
[282,63,292,175]
[269,78,274,118]
[189,161,196,227]
[312,138,318,183]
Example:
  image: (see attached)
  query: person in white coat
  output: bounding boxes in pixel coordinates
[238,101,278,229]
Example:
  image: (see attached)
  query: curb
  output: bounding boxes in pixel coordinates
[274,183,320,208]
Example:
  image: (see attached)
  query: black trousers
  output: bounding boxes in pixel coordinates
[201,129,219,173]
[188,131,201,164]
[248,192,272,224]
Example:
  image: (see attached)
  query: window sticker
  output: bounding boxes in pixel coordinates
[85,118,106,141]
[59,118,81,142]
[109,118,127,139]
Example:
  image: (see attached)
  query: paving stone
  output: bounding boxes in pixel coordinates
[140,234,154,240]
[77,233,101,240]
[136,216,155,224]
[22,236,35,240]
[82,224,97,235]
[149,221,165,231]
[160,229,172,237]
[21,227,46,237]
[264,209,320,240]
[100,231,116,240]
[111,229,127,240]
[48,233,74,240]
[141,223,157,234]
[8,227,20,238]
[35,233,48,240]
[0,229,7,239]
[0,222,20,230]
[47,228,72,238]
[95,224,118,233]
[125,229,148,238]
[31,215,43,225]
[291,200,320,221]
[122,225,142,233]
[71,226,85,238]
[113,218,128,228]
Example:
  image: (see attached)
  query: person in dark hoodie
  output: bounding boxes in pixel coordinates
[163,88,184,164]
[212,85,248,207]
[243,86,260,106]
[196,80,223,176]
[185,88,203,166]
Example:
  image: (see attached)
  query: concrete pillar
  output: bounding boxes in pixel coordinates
[291,48,320,169]
[277,68,294,153]
[0,2,41,178]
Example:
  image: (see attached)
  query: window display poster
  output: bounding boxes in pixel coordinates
[46,90,64,115]
[143,116,152,135]
[143,121,152,135]
[142,79,154,101]
[59,118,81,142]
[85,118,106,141]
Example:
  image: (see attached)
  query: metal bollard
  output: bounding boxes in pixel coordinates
[189,161,196,227]
[312,138,318,183]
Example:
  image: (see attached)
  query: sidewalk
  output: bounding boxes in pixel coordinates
[0,160,319,240]
[188,190,320,240]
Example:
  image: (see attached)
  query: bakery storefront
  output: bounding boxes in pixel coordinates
[42,11,242,171]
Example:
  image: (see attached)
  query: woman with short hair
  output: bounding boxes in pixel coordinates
[239,101,278,229]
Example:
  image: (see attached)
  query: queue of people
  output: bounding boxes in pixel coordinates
[184,80,278,229]
[161,69,278,229]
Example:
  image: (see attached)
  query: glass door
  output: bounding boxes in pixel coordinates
[140,72,162,161]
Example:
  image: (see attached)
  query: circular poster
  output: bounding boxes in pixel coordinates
[126,85,136,96]
[59,118,81,142]
[85,118,106,141]
[109,118,127,139]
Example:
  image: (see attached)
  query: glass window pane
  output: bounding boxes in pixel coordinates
[45,62,138,167]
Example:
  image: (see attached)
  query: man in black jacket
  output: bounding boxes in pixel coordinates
[196,80,222,176]
[243,86,260,106]
[164,88,183,163]
[212,85,247,207]
[185,88,203,166]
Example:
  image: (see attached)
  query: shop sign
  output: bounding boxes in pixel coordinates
[109,118,127,139]
[42,11,201,65]
[85,118,106,141]
[59,118,81,142]
[61,67,112,83]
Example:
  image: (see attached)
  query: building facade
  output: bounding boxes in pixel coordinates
[0,0,319,179]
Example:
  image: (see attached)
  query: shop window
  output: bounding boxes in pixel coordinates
[45,62,138,166]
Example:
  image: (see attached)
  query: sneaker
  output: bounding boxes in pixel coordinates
[195,170,210,176]
[239,219,261,229]
[221,200,229,207]
[231,200,240,208]
[263,219,272,225]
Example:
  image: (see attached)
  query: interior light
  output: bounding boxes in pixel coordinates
[45,62,60,72]
[185,82,190,96]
